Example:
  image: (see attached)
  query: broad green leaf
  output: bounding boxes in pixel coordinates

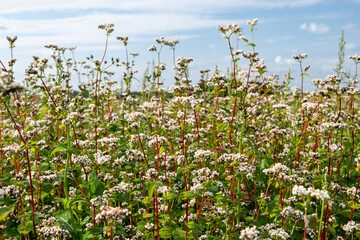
[66,198,89,209]
[147,181,157,197]
[181,192,197,199]
[89,172,99,194]
[328,226,336,236]
[173,228,186,240]
[0,205,15,221]
[50,146,68,156]
[348,202,360,209]
[38,106,48,120]
[57,210,79,239]
[17,220,33,234]
[108,123,119,133]
[142,213,153,218]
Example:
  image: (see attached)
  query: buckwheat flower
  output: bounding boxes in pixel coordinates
[95,206,131,223]
[158,186,171,194]
[239,225,259,239]
[94,152,111,165]
[280,206,295,217]
[73,155,92,165]
[269,228,290,239]
[199,235,208,240]
[90,195,109,207]
[292,53,308,61]
[234,49,244,55]
[218,25,226,34]
[148,45,157,52]
[145,223,155,231]
[0,189,4,199]
[355,157,360,167]
[292,185,309,196]
[93,59,100,66]
[263,163,290,176]
[343,220,360,233]
[155,36,165,44]
[98,23,114,34]
[308,187,330,200]
[6,36,17,48]
[349,54,360,62]
[117,36,129,45]
[164,41,174,47]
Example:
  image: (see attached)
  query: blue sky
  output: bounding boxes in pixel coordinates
[0,0,359,90]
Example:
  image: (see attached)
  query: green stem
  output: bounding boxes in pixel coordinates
[318,200,325,240]
[64,125,71,200]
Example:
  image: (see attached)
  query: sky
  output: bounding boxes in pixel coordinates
[0,0,359,91]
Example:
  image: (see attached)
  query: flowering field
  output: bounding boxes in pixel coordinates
[0,20,360,240]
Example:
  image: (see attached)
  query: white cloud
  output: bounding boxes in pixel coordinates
[274,56,294,65]
[274,56,282,64]
[304,13,345,20]
[343,23,357,32]
[300,22,330,34]
[347,43,358,52]
[0,13,237,48]
[264,35,294,44]
[208,44,216,49]
[0,0,324,14]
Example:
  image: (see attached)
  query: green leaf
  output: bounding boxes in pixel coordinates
[158,226,172,239]
[164,193,178,201]
[38,106,48,120]
[0,175,9,181]
[108,123,119,133]
[159,146,165,155]
[137,221,146,232]
[328,226,336,236]
[260,159,266,169]
[39,162,49,172]
[246,43,256,47]
[66,198,89,209]
[50,146,68,156]
[348,202,360,209]
[80,216,92,226]
[17,220,33,234]
[177,167,188,175]
[89,172,99,194]
[147,181,157,197]
[0,205,15,221]
[57,210,79,239]
[181,192,197,199]
[142,213,153,218]
[185,221,204,234]
[301,73,309,77]
[173,228,186,240]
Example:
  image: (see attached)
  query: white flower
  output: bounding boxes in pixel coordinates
[343,221,360,233]
[269,228,290,239]
[0,189,4,199]
[292,185,309,196]
[308,187,331,200]
[239,226,259,239]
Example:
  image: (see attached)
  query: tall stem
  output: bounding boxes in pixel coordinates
[95,34,109,174]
